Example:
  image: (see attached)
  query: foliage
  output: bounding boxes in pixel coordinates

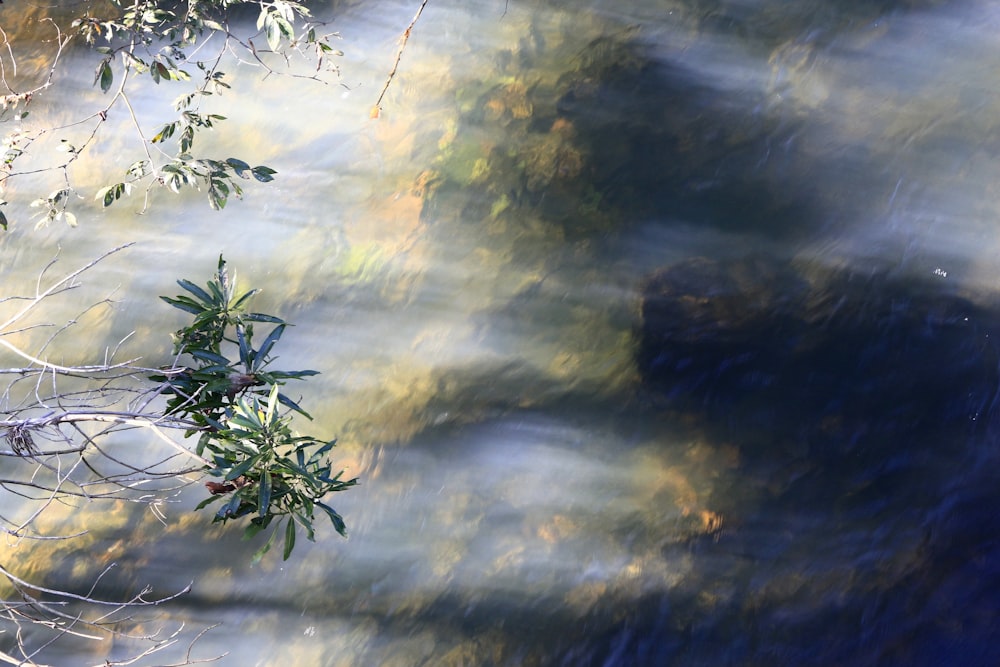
[0,247,358,662]
[150,255,357,561]
[0,0,343,229]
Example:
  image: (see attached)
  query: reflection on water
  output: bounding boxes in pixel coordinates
[3,0,1000,664]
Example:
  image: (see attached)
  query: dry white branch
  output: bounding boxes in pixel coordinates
[0,247,220,665]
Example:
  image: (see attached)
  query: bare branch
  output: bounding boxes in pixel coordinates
[372,0,430,118]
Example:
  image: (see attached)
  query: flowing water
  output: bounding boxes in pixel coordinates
[2,0,1000,664]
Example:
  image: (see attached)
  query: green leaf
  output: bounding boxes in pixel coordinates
[313,440,336,458]
[275,16,295,41]
[96,185,115,207]
[224,455,258,481]
[188,349,231,365]
[152,61,170,84]
[265,369,320,380]
[151,122,177,143]
[282,517,296,560]
[208,185,227,210]
[218,493,242,519]
[253,324,285,371]
[163,293,204,311]
[0,211,7,231]
[251,166,277,183]
[237,325,253,367]
[251,527,278,565]
[265,14,281,51]
[316,502,347,537]
[126,159,150,178]
[194,494,225,511]
[277,392,312,419]
[95,59,113,93]
[243,313,284,324]
[293,511,316,542]
[231,288,260,311]
[177,278,215,306]
[226,157,251,178]
[259,469,272,516]
[192,308,223,327]
[264,383,280,425]
[243,520,266,540]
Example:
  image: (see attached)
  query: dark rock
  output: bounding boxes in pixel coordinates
[639,256,1000,458]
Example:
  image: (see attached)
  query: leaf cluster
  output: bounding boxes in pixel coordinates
[0,1,342,228]
[197,386,357,562]
[151,256,356,560]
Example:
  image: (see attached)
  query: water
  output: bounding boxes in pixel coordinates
[2,0,1000,664]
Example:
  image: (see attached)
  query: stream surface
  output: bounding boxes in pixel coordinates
[2,0,1000,665]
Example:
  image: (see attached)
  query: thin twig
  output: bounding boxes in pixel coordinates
[371,0,430,118]
[0,564,193,607]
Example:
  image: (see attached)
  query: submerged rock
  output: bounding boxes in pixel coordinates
[636,255,1000,665]
[639,256,1000,468]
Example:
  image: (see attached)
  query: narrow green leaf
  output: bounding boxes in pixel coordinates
[243,520,266,540]
[259,470,272,516]
[194,494,225,511]
[243,313,284,324]
[265,369,320,379]
[218,493,242,519]
[252,324,285,371]
[208,185,226,210]
[229,414,262,432]
[283,517,296,560]
[316,502,347,537]
[251,526,278,565]
[192,308,223,327]
[224,456,258,481]
[207,277,226,305]
[277,392,312,419]
[264,383,280,425]
[313,440,335,458]
[188,349,231,365]
[237,324,252,367]
[151,122,176,143]
[293,511,316,542]
[265,14,281,51]
[159,295,203,315]
[177,278,214,306]
[231,287,260,311]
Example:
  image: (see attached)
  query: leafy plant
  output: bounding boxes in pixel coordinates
[0,0,343,228]
[150,256,357,561]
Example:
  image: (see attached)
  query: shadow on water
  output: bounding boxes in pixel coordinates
[426,0,966,252]
[635,254,1000,665]
[374,10,1000,662]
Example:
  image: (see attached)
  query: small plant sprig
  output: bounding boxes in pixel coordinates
[151,256,357,561]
